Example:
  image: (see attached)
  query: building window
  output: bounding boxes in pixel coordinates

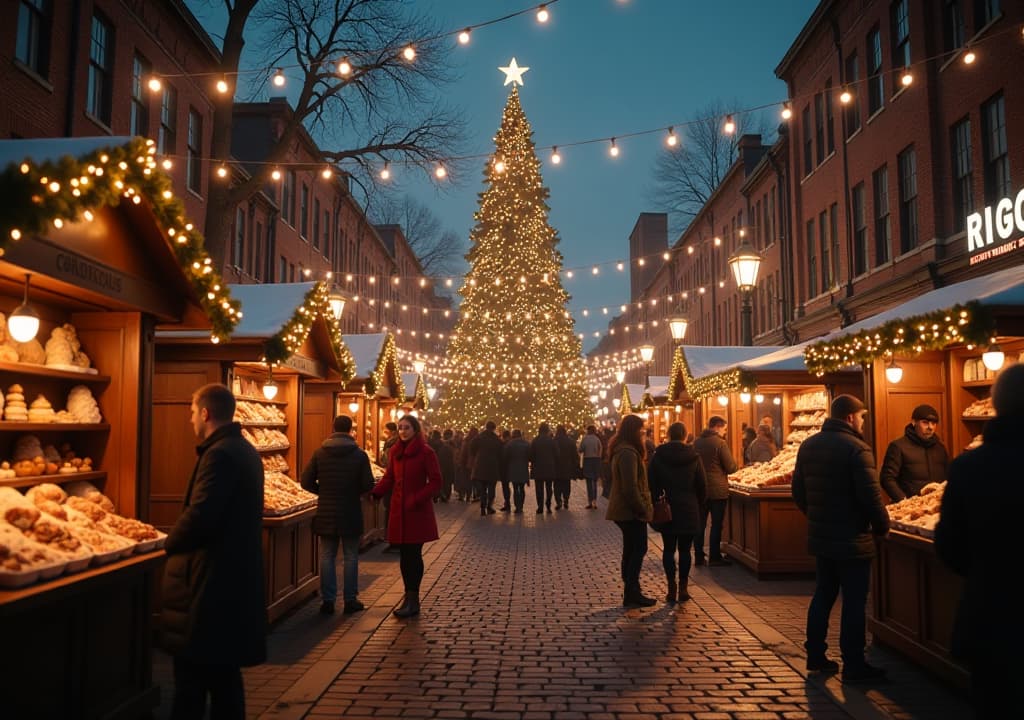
[819,210,831,292]
[825,81,835,155]
[802,105,813,176]
[130,54,151,138]
[300,183,309,239]
[975,0,1000,28]
[950,117,973,232]
[312,198,321,250]
[279,256,287,283]
[873,165,891,266]
[806,219,817,299]
[898,146,918,253]
[769,187,776,246]
[282,171,295,225]
[16,0,50,77]
[829,203,840,288]
[87,12,115,125]
[323,209,330,256]
[233,209,245,269]
[982,93,1010,204]
[844,52,862,136]
[867,27,884,116]
[891,0,911,84]
[944,0,965,53]
[159,85,177,155]
[853,184,868,276]
[814,93,825,164]
[187,109,202,194]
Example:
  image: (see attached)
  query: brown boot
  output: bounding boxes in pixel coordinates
[665,576,677,604]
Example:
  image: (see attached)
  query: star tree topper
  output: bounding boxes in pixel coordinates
[499,57,529,86]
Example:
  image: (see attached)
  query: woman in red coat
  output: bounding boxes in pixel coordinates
[371,413,441,617]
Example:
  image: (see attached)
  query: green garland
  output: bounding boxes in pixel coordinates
[804,301,995,375]
[0,137,240,341]
[673,347,758,401]
[263,281,356,383]
[619,383,632,414]
[365,332,405,401]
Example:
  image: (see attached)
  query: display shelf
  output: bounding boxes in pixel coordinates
[0,470,106,489]
[790,406,826,412]
[960,414,991,421]
[0,422,110,432]
[252,443,291,453]
[961,379,994,388]
[789,421,824,428]
[0,361,110,384]
[234,394,288,406]
[239,420,288,427]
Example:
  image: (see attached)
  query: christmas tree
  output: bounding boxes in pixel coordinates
[438,85,590,431]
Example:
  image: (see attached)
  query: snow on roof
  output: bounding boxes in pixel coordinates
[0,137,137,169]
[343,333,388,378]
[682,346,783,380]
[401,373,422,397]
[624,384,646,406]
[155,282,318,339]
[739,342,855,373]
[645,375,670,398]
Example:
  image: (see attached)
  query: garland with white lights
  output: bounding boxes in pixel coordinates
[263,281,356,382]
[0,137,240,342]
[364,332,405,401]
[803,302,995,376]
[672,346,758,401]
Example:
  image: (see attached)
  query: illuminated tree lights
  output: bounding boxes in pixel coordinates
[437,87,590,430]
[0,138,240,342]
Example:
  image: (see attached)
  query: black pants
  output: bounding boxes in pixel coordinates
[477,479,496,511]
[512,484,526,510]
[696,498,728,559]
[554,478,571,506]
[398,543,424,593]
[534,478,554,509]
[171,656,245,720]
[805,556,871,665]
[500,478,511,507]
[660,532,695,581]
[615,519,648,595]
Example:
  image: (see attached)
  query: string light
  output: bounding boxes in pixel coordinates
[963,48,976,64]
[271,168,282,181]
[147,77,162,92]
[403,45,416,61]
[665,126,678,147]
[337,57,352,76]
[900,68,913,86]
[380,162,391,180]
[723,114,736,134]
[434,164,447,179]
[609,137,619,157]
[550,146,561,164]
[537,4,550,23]
[781,102,792,120]
[272,68,286,87]
[840,86,852,104]
[321,166,333,179]
[216,77,230,94]
[216,165,228,178]
[458,28,471,45]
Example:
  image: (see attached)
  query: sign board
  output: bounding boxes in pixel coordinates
[967,187,1024,265]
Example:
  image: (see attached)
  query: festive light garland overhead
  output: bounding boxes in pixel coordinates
[0,137,240,343]
[803,302,996,376]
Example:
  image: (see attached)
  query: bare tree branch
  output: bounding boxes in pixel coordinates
[369,194,465,277]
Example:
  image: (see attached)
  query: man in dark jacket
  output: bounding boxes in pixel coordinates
[693,416,739,566]
[792,394,890,684]
[530,422,559,513]
[936,363,1024,718]
[879,404,949,503]
[553,424,579,510]
[429,429,456,502]
[501,429,531,513]
[301,414,374,615]
[470,420,504,515]
[161,383,266,719]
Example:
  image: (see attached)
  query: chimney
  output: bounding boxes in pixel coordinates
[737,134,765,176]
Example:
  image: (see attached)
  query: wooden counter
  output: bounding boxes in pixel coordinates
[722,487,815,577]
[263,506,319,622]
[869,530,969,689]
[0,551,165,719]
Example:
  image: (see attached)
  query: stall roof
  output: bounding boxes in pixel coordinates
[345,333,389,378]
[683,346,784,379]
[401,372,427,408]
[342,332,405,399]
[624,383,646,410]
[0,136,134,167]
[644,376,671,403]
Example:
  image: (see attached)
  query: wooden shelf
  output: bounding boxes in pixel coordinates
[960,415,992,421]
[252,444,290,453]
[790,407,826,412]
[238,420,288,427]
[234,395,288,406]
[0,361,110,383]
[961,379,995,388]
[0,423,110,432]
[0,470,105,489]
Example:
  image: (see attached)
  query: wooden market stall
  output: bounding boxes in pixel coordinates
[0,137,241,718]
[640,375,671,443]
[151,281,356,623]
[400,371,428,416]
[803,264,1024,688]
[620,383,646,417]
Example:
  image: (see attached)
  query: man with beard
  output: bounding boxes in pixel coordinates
[879,404,949,503]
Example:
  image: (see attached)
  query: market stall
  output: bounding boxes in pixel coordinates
[400,371,428,416]
[152,280,356,622]
[0,137,240,718]
[804,264,1024,687]
[620,383,646,416]
[640,375,671,442]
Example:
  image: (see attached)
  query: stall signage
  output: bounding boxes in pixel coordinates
[281,353,325,378]
[967,187,1024,265]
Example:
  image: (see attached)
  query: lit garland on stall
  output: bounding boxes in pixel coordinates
[620,383,634,414]
[804,302,994,376]
[665,347,687,405]
[674,347,758,401]
[437,87,590,431]
[364,332,405,401]
[262,281,356,382]
[407,373,429,409]
[0,137,240,342]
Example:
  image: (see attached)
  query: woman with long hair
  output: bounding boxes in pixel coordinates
[605,414,655,607]
[370,414,441,617]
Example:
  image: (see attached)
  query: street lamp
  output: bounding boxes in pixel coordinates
[638,343,655,389]
[327,291,346,322]
[728,238,762,346]
[614,369,626,384]
[668,315,689,342]
[412,358,425,375]
[426,386,437,402]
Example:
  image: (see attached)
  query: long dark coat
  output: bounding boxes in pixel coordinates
[554,432,580,480]
[371,433,441,544]
[647,441,707,535]
[529,432,558,480]
[301,433,374,537]
[694,428,739,500]
[161,422,267,666]
[501,437,531,485]
[879,424,949,502]
[470,429,504,483]
[428,437,456,489]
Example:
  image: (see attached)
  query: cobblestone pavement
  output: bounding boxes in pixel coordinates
[153,483,974,719]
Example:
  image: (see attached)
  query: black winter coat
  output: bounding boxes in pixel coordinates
[501,437,531,485]
[647,441,707,535]
[161,422,267,666]
[879,425,949,502]
[429,438,456,487]
[301,433,374,537]
[554,432,580,479]
[936,416,1024,666]
[791,418,889,559]
[470,429,504,483]
[529,433,558,479]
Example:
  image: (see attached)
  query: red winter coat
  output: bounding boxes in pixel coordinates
[371,433,441,544]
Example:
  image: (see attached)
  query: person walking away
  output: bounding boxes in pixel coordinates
[457,427,478,502]
[693,415,738,566]
[600,427,614,498]
[643,428,657,465]
[501,429,531,513]
[161,383,266,719]
[791,394,890,684]
[429,429,456,503]
[579,425,603,509]
[470,420,503,515]
[747,424,778,464]
[301,414,374,615]
[647,421,707,604]
[879,404,949,503]
[606,414,655,607]
[554,424,578,510]
[498,429,513,511]
[370,414,441,618]
[529,422,558,514]
[936,363,1024,718]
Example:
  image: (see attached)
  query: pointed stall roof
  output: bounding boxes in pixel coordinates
[343,332,405,399]
[642,376,671,406]
[622,383,647,413]
[668,346,783,402]
[401,373,428,409]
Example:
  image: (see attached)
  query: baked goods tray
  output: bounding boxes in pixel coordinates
[729,483,792,493]
[262,499,317,517]
[890,519,935,539]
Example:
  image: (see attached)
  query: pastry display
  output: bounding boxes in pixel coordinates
[263,471,317,516]
[235,400,286,424]
[792,390,827,410]
[371,463,386,480]
[14,338,45,365]
[3,384,27,421]
[790,410,827,427]
[729,443,800,490]
[27,395,56,423]
[242,427,289,450]
[66,385,102,423]
[962,397,994,418]
[261,454,289,474]
[965,434,983,450]
[886,481,944,537]
[0,313,20,363]
[43,324,92,370]
[63,481,116,513]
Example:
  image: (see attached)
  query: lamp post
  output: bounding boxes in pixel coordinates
[727,238,762,346]
[327,290,347,323]
[638,343,655,389]
[668,315,688,343]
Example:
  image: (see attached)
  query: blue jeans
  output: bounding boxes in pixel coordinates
[582,457,601,503]
[319,534,361,604]
[805,556,872,665]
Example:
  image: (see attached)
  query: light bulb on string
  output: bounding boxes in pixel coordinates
[403,45,416,61]
[537,4,549,23]
[665,126,678,147]
[900,68,913,86]
[458,28,471,45]
[271,168,282,181]
[609,137,619,157]
[380,162,391,180]
[321,166,333,180]
[216,77,230,94]
[337,57,352,76]
[550,146,561,164]
[840,87,852,104]
[434,164,447,179]
[216,165,228,179]
[272,68,286,87]
[963,48,976,64]
[147,76,162,92]
[885,357,903,384]
[723,114,736,134]
[781,102,792,120]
